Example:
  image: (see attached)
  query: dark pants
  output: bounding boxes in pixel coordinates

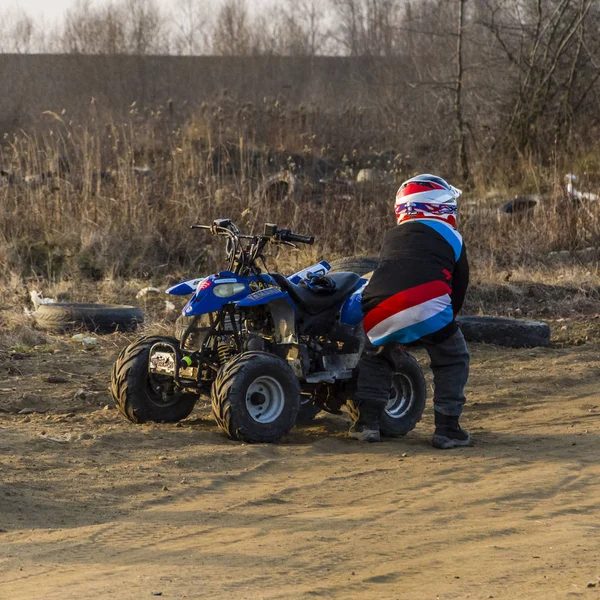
[354,329,470,422]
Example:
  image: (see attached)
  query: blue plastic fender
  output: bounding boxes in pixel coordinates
[166,278,207,296]
[339,278,368,326]
[288,260,330,284]
[237,286,290,307]
[182,272,250,317]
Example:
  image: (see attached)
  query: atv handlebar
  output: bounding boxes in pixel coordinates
[191,222,314,245]
[277,229,314,246]
[190,220,314,275]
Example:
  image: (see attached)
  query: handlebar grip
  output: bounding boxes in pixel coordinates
[281,231,315,245]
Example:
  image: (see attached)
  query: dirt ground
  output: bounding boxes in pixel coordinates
[1,324,600,600]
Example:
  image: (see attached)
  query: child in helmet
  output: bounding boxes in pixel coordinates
[350,174,470,448]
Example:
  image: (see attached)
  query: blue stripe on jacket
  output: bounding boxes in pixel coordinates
[371,304,454,345]
[411,219,463,261]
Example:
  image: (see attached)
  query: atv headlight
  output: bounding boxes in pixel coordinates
[214,283,246,298]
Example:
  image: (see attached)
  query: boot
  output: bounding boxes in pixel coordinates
[348,401,384,443]
[432,411,471,449]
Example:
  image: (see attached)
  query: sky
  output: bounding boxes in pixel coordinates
[1,0,265,23]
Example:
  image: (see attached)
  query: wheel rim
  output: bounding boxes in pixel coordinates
[245,376,286,423]
[385,373,414,419]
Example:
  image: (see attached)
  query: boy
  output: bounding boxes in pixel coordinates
[350,174,471,449]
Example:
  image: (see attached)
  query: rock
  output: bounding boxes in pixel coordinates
[401,452,408,457]
[18,408,35,415]
[162,486,169,491]
[587,582,597,588]
[78,432,94,441]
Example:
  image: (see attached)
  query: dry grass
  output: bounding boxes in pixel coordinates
[1,101,600,331]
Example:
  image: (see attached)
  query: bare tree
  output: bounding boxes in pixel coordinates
[173,0,211,55]
[455,0,469,181]
[210,0,253,56]
[60,0,167,55]
[280,0,329,56]
[479,0,598,152]
[0,10,36,53]
[329,0,404,56]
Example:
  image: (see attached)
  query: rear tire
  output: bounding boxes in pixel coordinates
[347,352,426,437]
[329,256,379,276]
[110,336,198,424]
[212,351,300,443]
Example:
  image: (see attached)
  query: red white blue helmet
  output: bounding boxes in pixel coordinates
[395,174,462,227]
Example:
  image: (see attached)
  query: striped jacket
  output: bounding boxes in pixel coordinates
[362,219,469,345]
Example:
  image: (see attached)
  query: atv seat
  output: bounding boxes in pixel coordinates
[272,272,361,315]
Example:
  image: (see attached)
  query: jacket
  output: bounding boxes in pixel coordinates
[362,219,469,345]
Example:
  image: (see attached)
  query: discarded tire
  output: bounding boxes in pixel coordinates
[500,196,539,217]
[255,171,302,204]
[329,256,379,276]
[457,316,550,348]
[35,303,143,333]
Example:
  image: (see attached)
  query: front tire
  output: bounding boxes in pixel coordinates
[211,351,300,443]
[348,352,427,437]
[110,336,198,424]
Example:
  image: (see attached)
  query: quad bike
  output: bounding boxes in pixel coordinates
[110,219,426,443]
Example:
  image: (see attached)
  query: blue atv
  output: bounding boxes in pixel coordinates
[110,219,426,443]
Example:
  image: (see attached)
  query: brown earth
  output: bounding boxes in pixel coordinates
[1,324,600,600]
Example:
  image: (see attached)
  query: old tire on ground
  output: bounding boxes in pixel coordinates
[36,303,143,333]
[110,336,198,424]
[329,256,379,276]
[347,352,427,437]
[457,316,550,348]
[255,171,302,204]
[212,351,300,443]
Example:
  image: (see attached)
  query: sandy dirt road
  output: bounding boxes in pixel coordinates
[1,336,600,599]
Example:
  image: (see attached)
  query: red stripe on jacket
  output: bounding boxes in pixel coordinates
[363,279,452,333]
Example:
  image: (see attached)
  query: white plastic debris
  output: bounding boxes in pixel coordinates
[40,432,72,444]
[30,290,55,309]
[72,334,97,346]
[136,286,161,298]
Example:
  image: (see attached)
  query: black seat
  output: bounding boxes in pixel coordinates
[272,272,361,315]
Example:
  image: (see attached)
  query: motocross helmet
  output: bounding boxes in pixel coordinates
[395,174,462,227]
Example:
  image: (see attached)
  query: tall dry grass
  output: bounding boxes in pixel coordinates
[1,101,600,288]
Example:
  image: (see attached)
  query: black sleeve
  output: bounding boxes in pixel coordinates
[451,243,469,316]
